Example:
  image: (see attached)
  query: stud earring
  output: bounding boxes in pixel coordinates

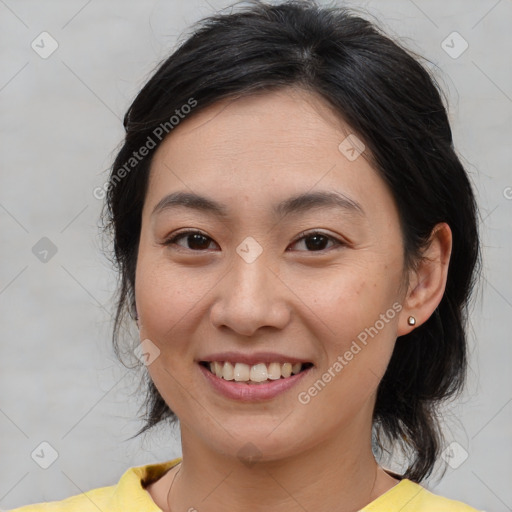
[407,316,416,326]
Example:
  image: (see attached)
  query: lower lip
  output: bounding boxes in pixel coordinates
[198,363,312,402]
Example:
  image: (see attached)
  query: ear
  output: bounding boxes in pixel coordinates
[397,222,452,336]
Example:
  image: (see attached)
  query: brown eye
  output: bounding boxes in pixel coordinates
[164,230,218,251]
[288,231,343,252]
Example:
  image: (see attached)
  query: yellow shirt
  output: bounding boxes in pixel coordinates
[9,457,480,512]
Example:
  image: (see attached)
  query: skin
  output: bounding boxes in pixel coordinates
[135,87,452,512]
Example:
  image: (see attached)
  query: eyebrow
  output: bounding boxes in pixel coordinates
[151,190,364,218]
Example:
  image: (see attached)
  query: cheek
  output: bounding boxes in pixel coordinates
[134,255,210,413]
[134,253,206,344]
[296,260,400,336]
[295,260,401,384]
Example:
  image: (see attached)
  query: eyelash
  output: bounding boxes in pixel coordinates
[162,229,345,253]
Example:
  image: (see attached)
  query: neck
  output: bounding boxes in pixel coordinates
[157,422,399,512]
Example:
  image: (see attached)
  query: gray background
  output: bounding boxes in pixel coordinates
[0,0,510,510]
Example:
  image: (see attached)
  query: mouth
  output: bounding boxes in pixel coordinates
[199,360,314,385]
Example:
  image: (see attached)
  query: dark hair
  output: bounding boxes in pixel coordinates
[102,0,480,483]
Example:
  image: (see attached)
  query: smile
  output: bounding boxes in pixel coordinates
[200,361,314,384]
[198,360,314,401]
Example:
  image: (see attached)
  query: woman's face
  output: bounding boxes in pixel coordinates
[135,88,410,461]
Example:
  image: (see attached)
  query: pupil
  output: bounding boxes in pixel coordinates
[189,233,209,250]
[306,235,327,251]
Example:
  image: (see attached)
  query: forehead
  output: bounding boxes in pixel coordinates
[152,88,349,168]
[145,88,396,221]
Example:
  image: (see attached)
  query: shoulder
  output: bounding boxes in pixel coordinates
[7,458,182,512]
[364,479,481,512]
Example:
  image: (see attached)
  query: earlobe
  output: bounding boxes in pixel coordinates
[398,222,452,336]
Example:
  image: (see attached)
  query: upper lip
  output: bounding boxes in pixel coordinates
[197,351,313,366]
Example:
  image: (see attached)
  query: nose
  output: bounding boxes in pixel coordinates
[209,251,291,337]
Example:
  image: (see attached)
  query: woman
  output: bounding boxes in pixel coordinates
[12,1,480,510]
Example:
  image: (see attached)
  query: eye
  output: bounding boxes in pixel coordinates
[163,229,345,253]
[288,231,344,252]
[163,230,219,251]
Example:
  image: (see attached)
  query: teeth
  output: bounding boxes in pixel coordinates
[234,362,250,381]
[281,362,292,378]
[250,363,268,382]
[222,361,234,380]
[210,361,223,378]
[206,361,307,382]
[267,362,281,380]
[213,361,223,378]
